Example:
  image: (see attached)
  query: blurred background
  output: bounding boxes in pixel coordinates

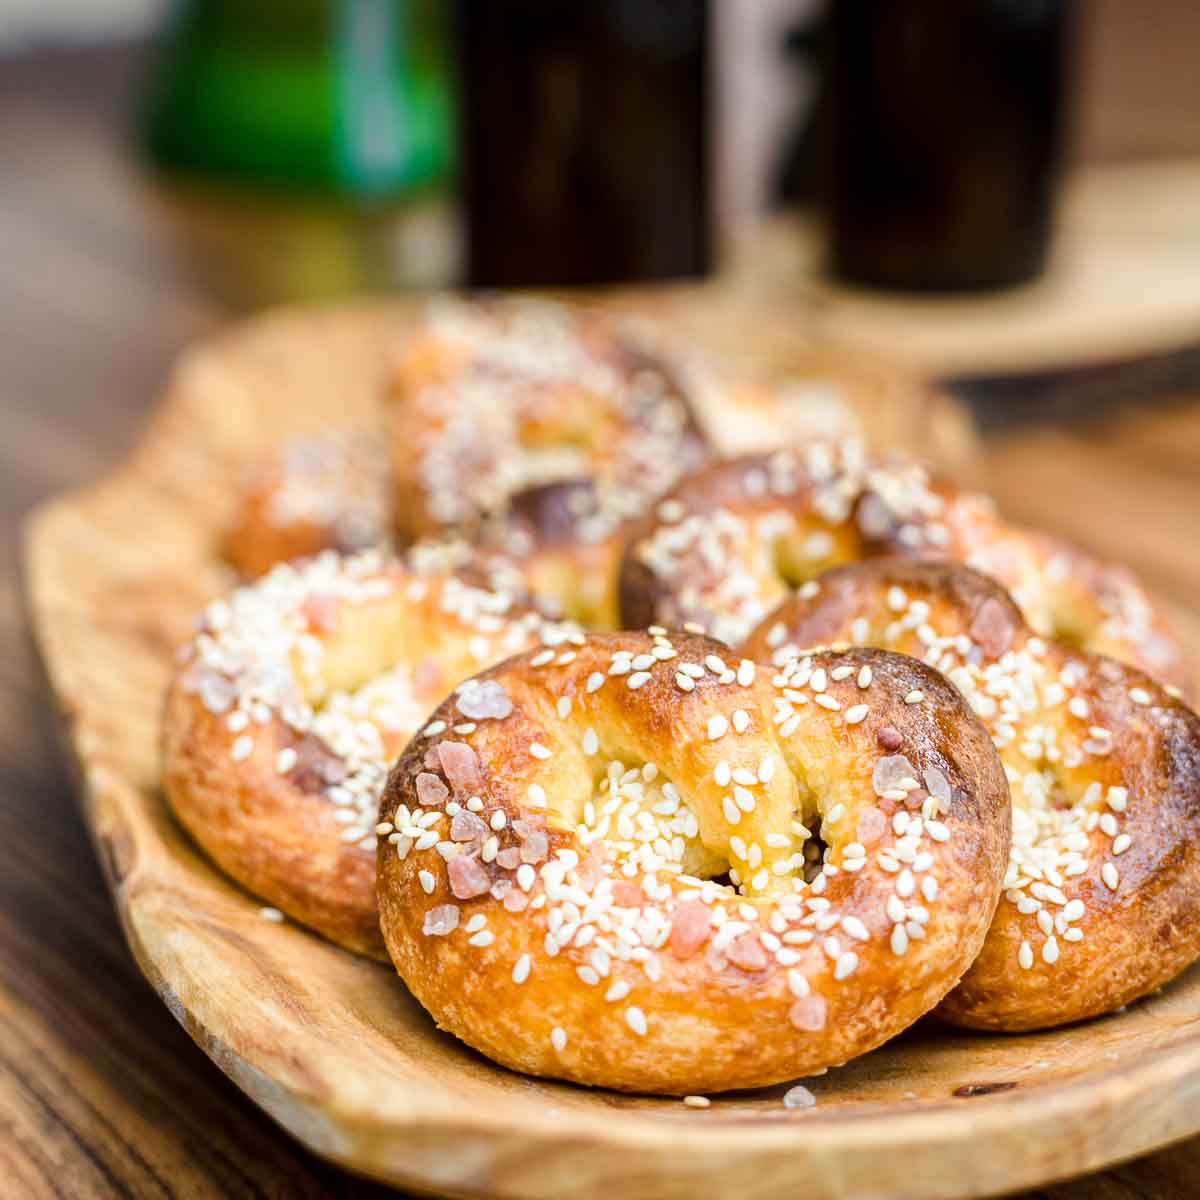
[5,1,1199,296]
[5,7,1200,1198]
[6,0,1200,427]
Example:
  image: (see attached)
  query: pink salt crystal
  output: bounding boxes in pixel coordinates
[922,767,952,808]
[726,932,769,972]
[422,904,460,936]
[457,680,513,721]
[520,831,549,864]
[495,847,522,870]
[856,492,894,540]
[873,754,916,798]
[969,597,1015,660]
[574,850,606,891]
[423,747,442,770]
[613,881,645,909]
[856,806,887,844]
[503,889,529,913]
[669,900,712,960]
[789,994,828,1031]
[438,740,482,792]
[415,771,449,807]
[413,657,443,698]
[447,854,491,900]
[301,593,339,633]
[876,726,903,752]
[450,811,489,842]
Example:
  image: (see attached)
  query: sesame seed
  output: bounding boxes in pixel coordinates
[583,728,599,755]
[714,761,732,786]
[732,709,751,733]
[890,925,908,955]
[737,660,756,686]
[857,666,873,688]
[815,694,840,711]
[490,810,507,831]
[707,715,729,740]
[904,690,924,705]
[834,952,858,980]
[1042,937,1059,964]
[527,783,547,807]
[423,720,447,737]
[231,735,253,762]
[586,672,605,693]
[722,797,741,824]
[783,1085,816,1109]
[1102,863,1120,890]
[1112,834,1132,855]
[531,649,555,667]
[628,671,652,690]
[676,673,695,692]
[842,916,869,941]
[844,703,868,725]
[626,1007,648,1035]
[926,820,950,842]
[1129,687,1151,706]
[1018,941,1034,970]
[683,1095,710,1108]
[419,869,435,894]
[513,954,531,983]
[258,906,284,923]
[469,930,495,947]
[705,655,727,674]
[551,1027,567,1052]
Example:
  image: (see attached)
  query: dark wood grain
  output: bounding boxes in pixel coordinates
[5,42,1200,1200]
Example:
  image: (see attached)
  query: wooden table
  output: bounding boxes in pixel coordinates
[4,45,1200,1200]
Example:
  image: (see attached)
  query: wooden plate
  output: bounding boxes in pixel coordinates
[23,298,1200,1200]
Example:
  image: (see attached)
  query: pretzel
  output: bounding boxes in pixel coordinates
[618,438,1188,692]
[742,558,1200,1030]
[384,298,711,626]
[375,630,1009,1093]
[163,546,578,958]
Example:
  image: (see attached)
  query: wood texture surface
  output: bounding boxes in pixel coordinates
[23,296,1200,1200]
[7,42,1200,1200]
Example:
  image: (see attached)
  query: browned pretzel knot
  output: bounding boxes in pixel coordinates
[384,298,712,626]
[376,629,1009,1093]
[163,546,579,957]
[619,438,1188,692]
[742,558,1200,1030]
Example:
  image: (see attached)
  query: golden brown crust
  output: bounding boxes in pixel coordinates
[376,631,1009,1093]
[223,432,390,579]
[618,441,1190,692]
[742,558,1200,1030]
[384,299,711,626]
[162,549,579,959]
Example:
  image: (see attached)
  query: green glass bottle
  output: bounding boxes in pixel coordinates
[144,0,452,198]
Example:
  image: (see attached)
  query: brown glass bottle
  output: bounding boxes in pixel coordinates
[454,0,710,288]
[828,0,1075,292]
